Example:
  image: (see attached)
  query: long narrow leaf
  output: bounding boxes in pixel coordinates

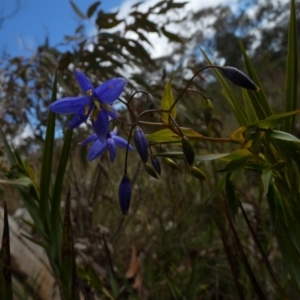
[61,189,78,299]
[0,202,13,300]
[50,128,73,266]
[239,41,272,118]
[242,88,258,123]
[283,0,298,133]
[40,71,58,232]
[0,128,15,165]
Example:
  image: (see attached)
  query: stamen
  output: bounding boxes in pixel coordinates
[94,100,101,111]
[87,89,93,97]
[90,109,99,122]
[103,103,112,112]
[84,105,90,115]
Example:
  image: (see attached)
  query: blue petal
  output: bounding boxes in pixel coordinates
[94,78,127,104]
[68,105,93,128]
[107,137,117,162]
[91,110,109,143]
[113,136,133,151]
[79,134,98,145]
[49,96,91,114]
[88,140,107,161]
[74,69,94,94]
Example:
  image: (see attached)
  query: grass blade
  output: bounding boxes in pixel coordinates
[239,41,272,118]
[50,128,73,267]
[0,202,13,300]
[283,0,298,133]
[61,189,78,300]
[39,71,58,232]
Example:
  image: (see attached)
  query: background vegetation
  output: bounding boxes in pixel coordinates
[0,0,300,299]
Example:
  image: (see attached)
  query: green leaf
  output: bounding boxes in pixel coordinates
[0,128,15,166]
[70,0,86,19]
[283,0,298,133]
[147,128,202,143]
[220,149,253,161]
[156,151,230,161]
[225,174,239,218]
[40,72,57,234]
[161,73,176,124]
[255,110,300,129]
[201,49,248,126]
[50,128,73,268]
[231,110,300,142]
[219,149,254,172]
[240,41,272,118]
[87,1,100,18]
[0,177,33,188]
[242,88,258,124]
[61,189,78,299]
[0,202,13,300]
[267,130,300,142]
[205,174,226,203]
[262,169,273,194]
[267,184,300,291]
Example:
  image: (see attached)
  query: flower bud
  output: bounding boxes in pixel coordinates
[118,174,131,215]
[203,99,213,125]
[182,136,194,166]
[165,158,180,171]
[151,156,161,175]
[144,162,159,179]
[221,66,259,91]
[134,126,149,163]
[190,166,207,180]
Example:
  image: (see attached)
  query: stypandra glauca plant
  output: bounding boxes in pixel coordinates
[0,0,299,298]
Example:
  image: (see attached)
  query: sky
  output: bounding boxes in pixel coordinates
[0,0,242,58]
[0,0,123,57]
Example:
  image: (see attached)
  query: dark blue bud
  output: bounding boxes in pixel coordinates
[134,126,149,163]
[118,174,131,215]
[151,156,161,175]
[221,67,259,91]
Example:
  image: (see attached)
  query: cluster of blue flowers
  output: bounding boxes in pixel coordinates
[49,69,133,162]
[49,70,134,214]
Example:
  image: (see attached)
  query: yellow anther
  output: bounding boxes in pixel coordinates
[90,109,99,122]
[103,103,112,112]
[83,105,90,115]
[94,100,101,111]
[87,89,93,97]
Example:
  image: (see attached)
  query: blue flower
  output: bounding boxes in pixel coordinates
[49,69,127,141]
[80,127,133,162]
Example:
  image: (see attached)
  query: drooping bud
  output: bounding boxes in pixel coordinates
[221,66,260,92]
[151,156,161,175]
[182,136,194,166]
[190,166,207,180]
[203,99,213,125]
[144,162,159,179]
[118,174,131,215]
[134,126,149,163]
[165,158,180,171]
